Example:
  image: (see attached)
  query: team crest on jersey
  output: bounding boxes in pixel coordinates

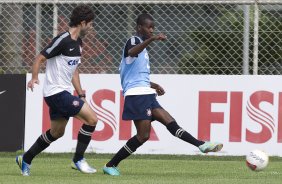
[72,100,80,107]
[146,108,152,116]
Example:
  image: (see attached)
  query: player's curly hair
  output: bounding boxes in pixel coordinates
[69,5,95,27]
[136,13,153,26]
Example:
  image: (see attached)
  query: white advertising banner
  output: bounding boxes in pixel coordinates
[25,74,282,156]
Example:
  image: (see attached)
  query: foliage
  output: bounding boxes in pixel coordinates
[179,7,282,75]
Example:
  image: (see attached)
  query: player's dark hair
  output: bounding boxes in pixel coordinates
[136,13,153,26]
[69,5,94,27]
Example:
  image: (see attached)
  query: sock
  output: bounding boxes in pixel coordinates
[23,129,57,164]
[166,121,204,147]
[106,135,142,167]
[73,124,96,163]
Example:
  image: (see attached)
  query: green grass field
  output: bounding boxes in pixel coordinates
[0,152,281,184]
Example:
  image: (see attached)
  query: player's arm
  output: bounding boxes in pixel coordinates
[27,54,46,91]
[28,33,65,92]
[128,33,167,57]
[72,68,85,100]
[151,82,165,96]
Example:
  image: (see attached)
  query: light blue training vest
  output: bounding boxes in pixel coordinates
[119,36,151,95]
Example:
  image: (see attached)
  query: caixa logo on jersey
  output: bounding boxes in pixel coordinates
[42,89,159,141]
[67,59,79,66]
[198,91,282,143]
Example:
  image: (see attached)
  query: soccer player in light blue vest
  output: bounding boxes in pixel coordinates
[103,13,223,176]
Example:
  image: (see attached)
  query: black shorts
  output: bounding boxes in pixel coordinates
[122,94,162,121]
[44,90,84,120]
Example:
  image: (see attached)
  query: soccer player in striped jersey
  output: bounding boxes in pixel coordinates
[16,5,98,176]
[103,13,223,176]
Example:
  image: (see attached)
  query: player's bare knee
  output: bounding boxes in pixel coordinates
[50,129,65,139]
[86,116,98,126]
[138,134,150,143]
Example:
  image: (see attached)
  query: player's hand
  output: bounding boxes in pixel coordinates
[155,84,165,96]
[153,33,167,41]
[27,78,39,92]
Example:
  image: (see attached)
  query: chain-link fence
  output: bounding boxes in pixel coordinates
[0,0,281,74]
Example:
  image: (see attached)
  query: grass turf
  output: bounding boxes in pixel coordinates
[0,152,281,184]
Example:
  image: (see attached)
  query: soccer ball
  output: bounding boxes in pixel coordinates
[246,149,269,171]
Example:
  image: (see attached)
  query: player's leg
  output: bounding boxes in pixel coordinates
[105,120,150,167]
[16,118,67,176]
[152,108,223,153]
[72,102,98,174]
[152,108,204,147]
[103,94,153,175]
[103,120,151,176]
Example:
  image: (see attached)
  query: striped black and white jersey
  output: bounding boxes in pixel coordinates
[40,31,82,97]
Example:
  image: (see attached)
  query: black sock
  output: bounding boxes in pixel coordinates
[23,129,57,164]
[166,121,204,147]
[73,124,96,163]
[106,135,142,167]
